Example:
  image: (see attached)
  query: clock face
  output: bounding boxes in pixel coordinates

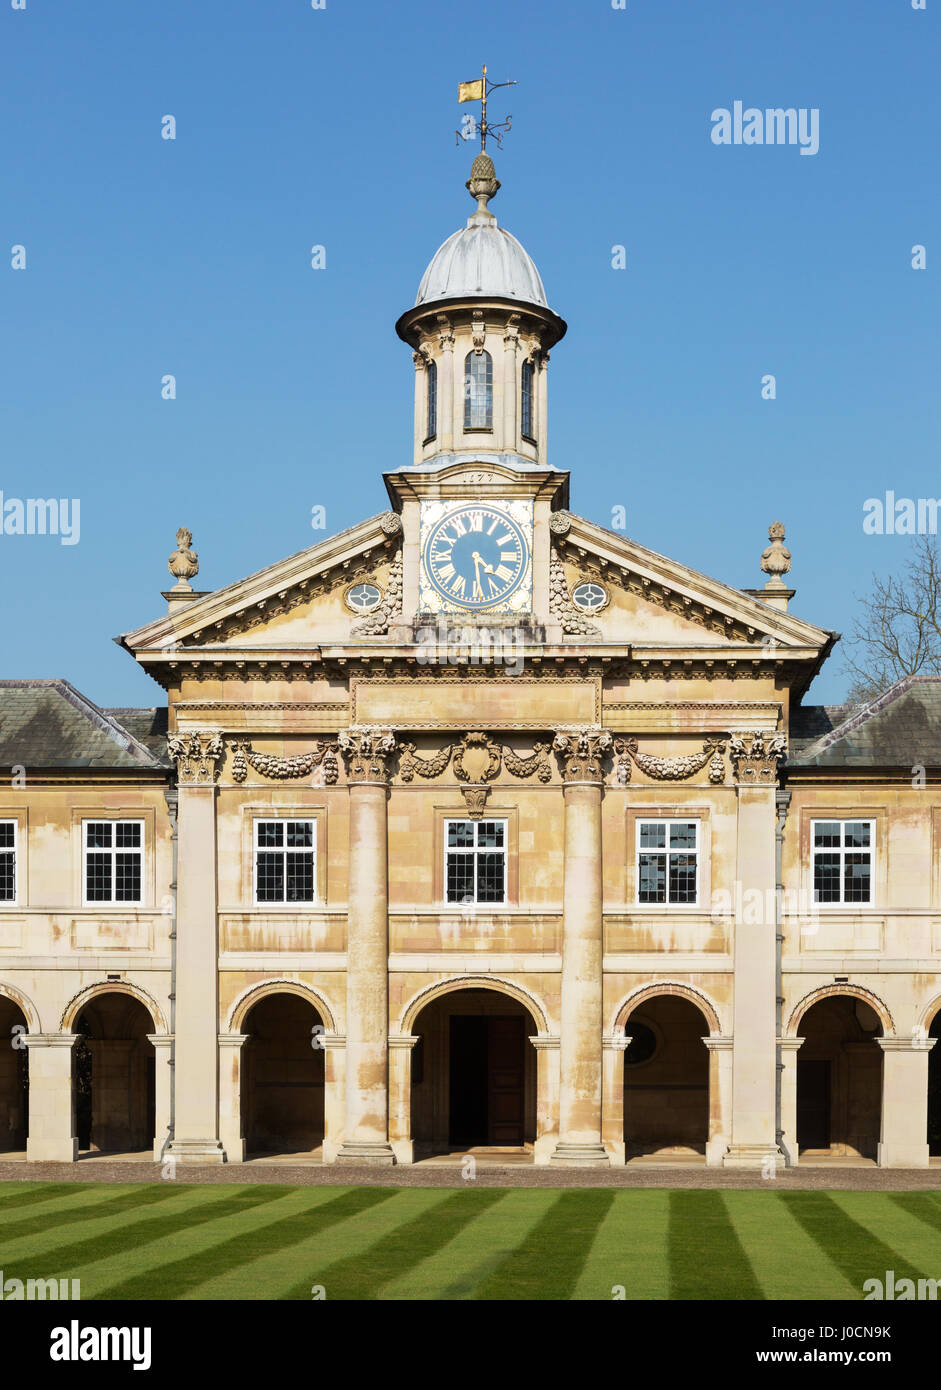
[420,502,532,613]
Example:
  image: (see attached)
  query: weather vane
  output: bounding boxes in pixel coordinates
[456,64,517,150]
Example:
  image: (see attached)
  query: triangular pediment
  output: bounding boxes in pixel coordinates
[550,511,833,654]
[118,511,404,656]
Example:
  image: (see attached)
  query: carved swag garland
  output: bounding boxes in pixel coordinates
[173,726,786,792]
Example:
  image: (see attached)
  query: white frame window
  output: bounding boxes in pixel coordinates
[811,819,874,906]
[636,819,700,905]
[83,819,144,904]
[444,818,507,905]
[253,819,316,905]
[0,820,17,905]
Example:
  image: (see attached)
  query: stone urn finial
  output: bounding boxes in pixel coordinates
[466,151,500,218]
[168,526,199,591]
[760,521,791,590]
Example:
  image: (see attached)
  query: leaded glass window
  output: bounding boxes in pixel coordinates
[464,350,493,429]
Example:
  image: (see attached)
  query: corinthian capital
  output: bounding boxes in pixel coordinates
[728,730,787,785]
[338,727,398,784]
[552,727,613,783]
[167,730,225,784]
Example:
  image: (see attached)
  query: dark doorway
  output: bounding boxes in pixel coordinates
[0,996,29,1151]
[448,1014,524,1147]
[74,993,156,1153]
[797,1060,831,1150]
[929,1011,941,1156]
[243,994,325,1155]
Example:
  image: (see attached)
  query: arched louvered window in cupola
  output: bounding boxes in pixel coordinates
[425,359,437,441]
[521,358,535,441]
[464,350,493,430]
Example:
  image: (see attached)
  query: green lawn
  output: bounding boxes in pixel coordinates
[0,1181,940,1300]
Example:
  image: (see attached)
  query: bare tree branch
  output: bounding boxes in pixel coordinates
[842,536,941,706]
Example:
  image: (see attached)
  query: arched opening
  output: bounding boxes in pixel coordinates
[73,993,155,1155]
[0,995,28,1153]
[928,1008,941,1157]
[426,358,437,441]
[623,995,710,1159]
[796,995,883,1159]
[241,993,325,1156]
[464,350,493,430]
[410,988,537,1157]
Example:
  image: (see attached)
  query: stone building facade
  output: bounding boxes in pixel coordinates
[2,153,939,1169]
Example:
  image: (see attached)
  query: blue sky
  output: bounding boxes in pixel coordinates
[2,0,938,707]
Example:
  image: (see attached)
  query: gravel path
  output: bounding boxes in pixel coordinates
[2,1159,940,1190]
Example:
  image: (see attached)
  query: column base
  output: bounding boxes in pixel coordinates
[335,1140,396,1166]
[27,1137,77,1163]
[550,1141,610,1167]
[721,1143,782,1170]
[166,1140,226,1165]
[878,1142,930,1169]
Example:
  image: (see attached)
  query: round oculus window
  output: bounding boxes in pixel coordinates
[346,583,383,614]
[571,581,607,613]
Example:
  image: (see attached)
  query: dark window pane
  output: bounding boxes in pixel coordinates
[638,853,665,903]
[256,822,283,847]
[477,821,504,849]
[669,853,697,903]
[639,823,666,850]
[286,853,314,902]
[447,822,474,848]
[287,821,313,848]
[115,822,141,848]
[670,822,697,850]
[86,852,113,901]
[115,853,142,902]
[427,360,437,438]
[814,853,841,902]
[0,852,14,901]
[813,822,841,848]
[446,854,475,903]
[464,350,493,429]
[86,822,112,849]
[0,823,14,849]
[256,852,284,902]
[845,822,871,848]
[521,359,534,438]
[844,855,871,902]
[476,853,505,903]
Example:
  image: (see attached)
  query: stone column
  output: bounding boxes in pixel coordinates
[25,1035,77,1162]
[602,1031,631,1165]
[166,731,226,1163]
[530,1034,560,1164]
[535,349,549,462]
[723,733,787,1169]
[389,1033,419,1165]
[218,1032,248,1163]
[502,316,519,451]
[778,1036,804,1166]
[550,728,611,1165]
[321,1034,346,1164]
[877,1037,936,1168]
[412,351,428,464]
[336,728,396,1164]
[703,1036,734,1167]
[437,317,454,452]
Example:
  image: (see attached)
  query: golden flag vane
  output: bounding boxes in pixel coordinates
[456,63,517,150]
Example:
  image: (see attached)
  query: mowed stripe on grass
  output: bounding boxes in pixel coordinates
[3,1182,941,1301]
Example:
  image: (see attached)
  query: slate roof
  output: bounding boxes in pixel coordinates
[789,676,941,769]
[0,680,168,770]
